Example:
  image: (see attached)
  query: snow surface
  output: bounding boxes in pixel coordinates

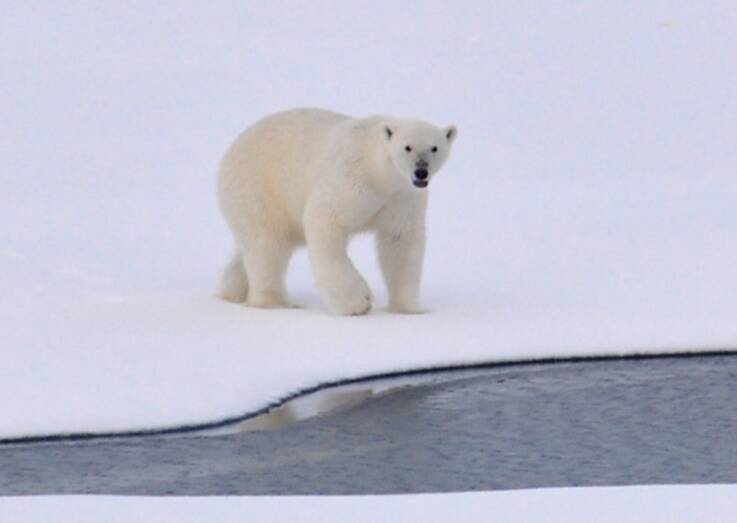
[2,2,737,438]
[2,485,737,522]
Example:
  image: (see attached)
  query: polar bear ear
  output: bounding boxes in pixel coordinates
[445,125,458,144]
[383,126,393,141]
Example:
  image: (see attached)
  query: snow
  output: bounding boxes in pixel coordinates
[2,485,737,522]
[2,3,737,439]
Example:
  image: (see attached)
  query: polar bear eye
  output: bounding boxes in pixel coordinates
[431,146,438,153]
[405,145,412,152]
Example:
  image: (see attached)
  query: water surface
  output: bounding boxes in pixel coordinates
[2,355,737,495]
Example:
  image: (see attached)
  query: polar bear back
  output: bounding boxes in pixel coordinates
[218,108,356,238]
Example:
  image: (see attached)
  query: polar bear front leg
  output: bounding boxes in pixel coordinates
[306,221,372,316]
[377,223,427,314]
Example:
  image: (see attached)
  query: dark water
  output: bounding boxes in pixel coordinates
[2,355,737,495]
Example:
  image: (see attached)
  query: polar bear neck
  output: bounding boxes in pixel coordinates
[350,117,406,195]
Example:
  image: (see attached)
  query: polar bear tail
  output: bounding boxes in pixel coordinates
[217,250,249,303]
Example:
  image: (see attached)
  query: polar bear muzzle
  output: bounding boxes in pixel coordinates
[412,159,430,188]
[412,168,429,188]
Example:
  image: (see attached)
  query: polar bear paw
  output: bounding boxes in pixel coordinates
[388,302,429,315]
[325,277,372,316]
[246,291,294,309]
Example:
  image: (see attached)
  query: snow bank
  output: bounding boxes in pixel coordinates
[2,2,736,438]
[2,485,736,523]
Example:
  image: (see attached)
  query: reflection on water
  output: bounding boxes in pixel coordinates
[238,387,376,431]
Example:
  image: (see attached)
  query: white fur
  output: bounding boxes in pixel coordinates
[217,108,457,315]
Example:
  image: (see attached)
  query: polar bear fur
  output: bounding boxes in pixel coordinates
[217,108,457,315]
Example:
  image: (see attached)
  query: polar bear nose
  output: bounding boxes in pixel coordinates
[414,169,429,180]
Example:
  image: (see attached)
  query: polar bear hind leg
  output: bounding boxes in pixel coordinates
[217,250,249,303]
[239,236,294,309]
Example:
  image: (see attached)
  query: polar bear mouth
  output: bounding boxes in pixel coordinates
[412,179,429,188]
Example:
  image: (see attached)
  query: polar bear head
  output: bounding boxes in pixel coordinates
[382,119,457,189]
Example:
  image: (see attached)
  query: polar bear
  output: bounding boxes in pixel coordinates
[217,108,457,315]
